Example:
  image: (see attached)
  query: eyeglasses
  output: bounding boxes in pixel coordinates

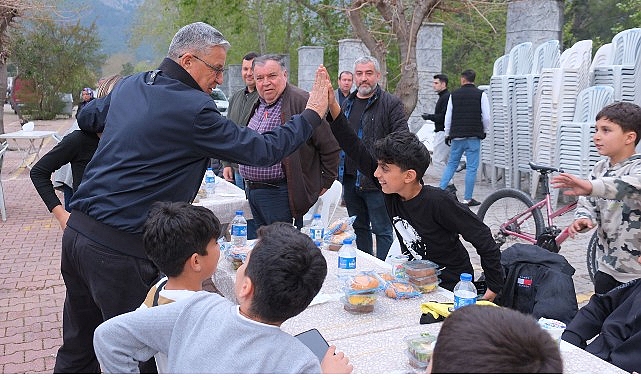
[186,54,225,76]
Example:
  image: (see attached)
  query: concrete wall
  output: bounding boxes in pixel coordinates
[410,22,444,133]
[222,64,243,98]
[338,39,370,78]
[297,46,324,92]
[505,0,564,54]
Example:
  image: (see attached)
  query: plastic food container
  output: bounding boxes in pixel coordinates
[341,294,377,314]
[384,281,421,299]
[344,272,382,293]
[224,244,252,270]
[404,333,437,368]
[402,260,439,278]
[413,281,440,293]
[408,274,439,286]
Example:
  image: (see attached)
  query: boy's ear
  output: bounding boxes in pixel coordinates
[189,253,202,272]
[404,168,418,183]
[237,276,254,300]
[626,131,637,145]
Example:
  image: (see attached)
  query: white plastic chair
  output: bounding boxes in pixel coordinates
[302,180,343,227]
[0,141,8,221]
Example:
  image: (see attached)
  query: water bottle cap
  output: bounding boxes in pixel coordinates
[313,214,321,218]
[235,210,243,215]
[342,238,353,245]
[460,273,473,282]
[207,167,212,170]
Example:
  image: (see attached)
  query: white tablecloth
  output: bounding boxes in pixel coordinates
[211,246,627,374]
[192,178,252,224]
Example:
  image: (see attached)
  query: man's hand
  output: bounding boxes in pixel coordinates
[550,172,593,196]
[52,205,70,230]
[480,289,497,303]
[306,65,330,118]
[222,167,234,182]
[568,218,594,237]
[445,136,452,146]
[320,345,353,374]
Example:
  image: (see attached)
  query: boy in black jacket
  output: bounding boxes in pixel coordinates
[324,69,503,299]
[562,257,641,373]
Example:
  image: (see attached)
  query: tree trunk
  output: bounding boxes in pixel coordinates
[0,6,19,135]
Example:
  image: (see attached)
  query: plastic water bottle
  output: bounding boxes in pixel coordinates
[204,167,216,197]
[230,210,247,246]
[453,273,477,310]
[337,238,357,275]
[309,214,324,244]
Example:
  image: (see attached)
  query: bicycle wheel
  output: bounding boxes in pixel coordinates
[477,188,545,249]
[586,231,599,284]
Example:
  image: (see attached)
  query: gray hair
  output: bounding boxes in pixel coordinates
[354,55,380,73]
[252,54,288,72]
[167,22,231,60]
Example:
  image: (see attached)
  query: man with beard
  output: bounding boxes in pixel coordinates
[339,56,408,260]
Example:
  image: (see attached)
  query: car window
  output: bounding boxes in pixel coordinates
[210,90,227,101]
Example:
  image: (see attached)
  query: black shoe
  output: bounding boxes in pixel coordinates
[461,198,481,207]
[445,184,457,195]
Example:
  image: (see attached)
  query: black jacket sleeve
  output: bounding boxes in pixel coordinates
[327,111,380,189]
[30,132,83,212]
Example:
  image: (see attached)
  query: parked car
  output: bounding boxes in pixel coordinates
[210,88,228,117]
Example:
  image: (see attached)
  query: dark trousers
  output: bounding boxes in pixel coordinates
[246,184,302,229]
[342,175,393,260]
[54,212,159,373]
[594,271,624,295]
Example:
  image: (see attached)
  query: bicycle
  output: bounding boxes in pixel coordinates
[476,162,598,283]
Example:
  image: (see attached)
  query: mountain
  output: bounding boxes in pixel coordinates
[59,0,154,61]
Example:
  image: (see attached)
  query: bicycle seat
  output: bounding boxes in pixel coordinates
[529,162,563,174]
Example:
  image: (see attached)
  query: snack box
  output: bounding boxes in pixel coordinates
[413,281,440,294]
[343,272,383,294]
[340,295,376,314]
[404,333,437,368]
[402,260,440,278]
[407,274,439,286]
[223,243,253,270]
[384,280,421,299]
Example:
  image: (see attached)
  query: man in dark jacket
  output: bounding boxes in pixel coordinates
[422,74,454,197]
[63,23,330,373]
[238,54,340,229]
[222,51,260,189]
[341,55,408,260]
[496,244,578,324]
[562,264,641,373]
[439,69,490,207]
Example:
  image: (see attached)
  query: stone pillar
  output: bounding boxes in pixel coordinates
[338,39,370,78]
[223,64,243,98]
[297,46,324,92]
[410,22,444,134]
[505,0,563,54]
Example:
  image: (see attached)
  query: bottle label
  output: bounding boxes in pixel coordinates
[338,256,356,270]
[453,293,477,310]
[310,227,324,241]
[231,225,247,237]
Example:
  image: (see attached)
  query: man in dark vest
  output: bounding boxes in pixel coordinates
[439,69,490,207]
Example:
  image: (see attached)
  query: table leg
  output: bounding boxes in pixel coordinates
[26,138,46,169]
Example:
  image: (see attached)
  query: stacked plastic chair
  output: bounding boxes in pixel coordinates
[512,40,560,187]
[487,43,533,188]
[593,28,641,105]
[551,85,614,207]
[484,54,510,186]
[530,40,593,198]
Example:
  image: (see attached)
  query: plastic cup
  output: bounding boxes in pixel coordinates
[538,318,566,345]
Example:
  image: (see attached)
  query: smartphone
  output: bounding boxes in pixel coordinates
[295,328,330,361]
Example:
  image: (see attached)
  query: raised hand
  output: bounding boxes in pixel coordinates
[306,65,330,118]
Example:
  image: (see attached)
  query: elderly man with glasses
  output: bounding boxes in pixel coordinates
[62,22,330,373]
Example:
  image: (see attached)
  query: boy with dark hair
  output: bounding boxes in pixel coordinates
[429,305,563,373]
[94,222,352,374]
[139,201,222,373]
[324,69,503,299]
[552,101,641,294]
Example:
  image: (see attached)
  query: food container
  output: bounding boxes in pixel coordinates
[408,274,439,286]
[384,280,421,299]
[224,244,252,270]
[403,260,439,278]
[389,254,408,279]
[344,272,382,293]
[413,281,440,293]
[404,333,437,368]
[538,318,566,346]
[341,294,377,314]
